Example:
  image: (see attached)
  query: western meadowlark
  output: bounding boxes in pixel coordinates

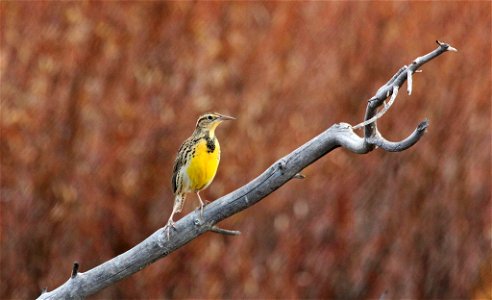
[165,112,235,239]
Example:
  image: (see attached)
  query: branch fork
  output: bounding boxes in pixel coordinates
[352,40,457,152]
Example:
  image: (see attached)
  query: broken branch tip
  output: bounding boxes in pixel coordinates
[71,261,80,279]
[294,173,306,179]
[417,119,429,131]
[436,40,458,52]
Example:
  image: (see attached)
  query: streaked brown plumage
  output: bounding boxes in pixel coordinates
[165,112,234,239]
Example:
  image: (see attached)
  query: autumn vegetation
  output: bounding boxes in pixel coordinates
[1,2,490,299]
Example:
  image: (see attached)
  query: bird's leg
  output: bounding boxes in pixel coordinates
[196,191,205,220]
[165,195,184,240]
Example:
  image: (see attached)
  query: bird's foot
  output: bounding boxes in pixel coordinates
[194,204,205,223]
[195,192,209,222]
[164,220,177,240]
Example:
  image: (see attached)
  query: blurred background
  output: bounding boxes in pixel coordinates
[1,2,490,299]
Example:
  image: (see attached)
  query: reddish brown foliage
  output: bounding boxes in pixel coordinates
[1,2,490,299]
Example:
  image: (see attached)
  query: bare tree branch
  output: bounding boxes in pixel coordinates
[38,41,456,299]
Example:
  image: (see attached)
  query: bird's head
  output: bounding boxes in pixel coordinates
[195,112,235,135]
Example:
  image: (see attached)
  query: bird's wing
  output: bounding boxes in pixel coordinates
[171,137,192,194]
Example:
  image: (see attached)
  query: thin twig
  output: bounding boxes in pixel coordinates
[407,68,413,95]
[210,226,241,235]
[71,262,79,279]
[353,85,399,130]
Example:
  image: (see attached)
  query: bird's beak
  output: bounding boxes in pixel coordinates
[218,114,235,121]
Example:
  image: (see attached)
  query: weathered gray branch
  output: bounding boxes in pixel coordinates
[38,41,456,299]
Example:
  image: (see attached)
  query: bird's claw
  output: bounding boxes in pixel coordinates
[164,221,177,240]
[195,201,209,220]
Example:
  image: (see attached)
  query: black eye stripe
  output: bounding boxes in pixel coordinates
[198,115,214,125]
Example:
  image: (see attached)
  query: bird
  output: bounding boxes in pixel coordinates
[165,112,235,239]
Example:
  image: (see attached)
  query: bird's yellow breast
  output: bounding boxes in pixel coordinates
[186,138,220,191]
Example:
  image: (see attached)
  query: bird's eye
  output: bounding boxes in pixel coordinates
[207,115,213,120]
